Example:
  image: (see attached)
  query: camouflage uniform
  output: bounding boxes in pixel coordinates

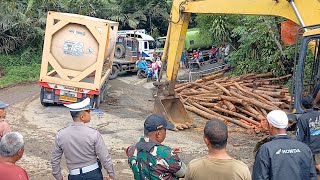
[127,137,185,180]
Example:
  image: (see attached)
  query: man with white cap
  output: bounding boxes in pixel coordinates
[51,98,115,180]
[0,101,11,138]
[252,110,317,180]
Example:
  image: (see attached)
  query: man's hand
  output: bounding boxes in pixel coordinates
[173,147,182,154]
[104,176,114,180]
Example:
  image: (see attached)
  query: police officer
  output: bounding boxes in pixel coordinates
[126,114,186,180]
[51,98,115,180]
[252,110,317,180]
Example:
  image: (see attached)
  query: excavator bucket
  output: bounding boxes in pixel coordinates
[154,95,193,130]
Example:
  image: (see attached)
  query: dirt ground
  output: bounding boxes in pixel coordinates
[0,72,263,180]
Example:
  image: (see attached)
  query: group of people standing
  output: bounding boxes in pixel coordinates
[0,101,29,179]
[180,43,231,69]
[126,110,318,180]
[1,95,320,180]
[135,57,162,81]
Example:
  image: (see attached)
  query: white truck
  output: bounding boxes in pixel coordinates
[109,29,156,79]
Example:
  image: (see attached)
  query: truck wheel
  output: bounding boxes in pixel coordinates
[93,95,100,109]
[109,66,119,80]
[40,87,49,106]
[100,84,108,103]
[114,44,125,58]
[137,70,144,79]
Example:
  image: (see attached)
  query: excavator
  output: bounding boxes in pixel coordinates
[153,0,320,130]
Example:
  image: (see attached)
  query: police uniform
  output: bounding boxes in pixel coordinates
[51,98,115,180]
[126,114,186,180]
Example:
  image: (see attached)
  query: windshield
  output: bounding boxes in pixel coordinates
[149,40,156,49]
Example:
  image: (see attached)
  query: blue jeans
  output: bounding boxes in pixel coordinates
[68,168,103,180]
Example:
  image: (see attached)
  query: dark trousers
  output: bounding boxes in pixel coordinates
[68,168,103,180]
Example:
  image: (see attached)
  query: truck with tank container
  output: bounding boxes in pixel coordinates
[38,11,118,108]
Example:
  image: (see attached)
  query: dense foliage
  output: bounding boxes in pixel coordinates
[195,14,296,77]
[0,0,170,54]
[0,0,302,87]
[0,0,170,86]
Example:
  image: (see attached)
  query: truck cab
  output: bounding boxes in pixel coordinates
[115,30,156,60]
[110,30,156,79]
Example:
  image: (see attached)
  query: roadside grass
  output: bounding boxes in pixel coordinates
[0,50,41,88]
[0,64,40,88]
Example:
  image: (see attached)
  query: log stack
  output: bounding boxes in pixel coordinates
[176,69,292,132]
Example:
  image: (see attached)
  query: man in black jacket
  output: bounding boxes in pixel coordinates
[296,110,320,172]
[252,110,317,180]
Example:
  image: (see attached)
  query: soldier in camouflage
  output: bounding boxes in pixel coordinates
[126,114,186,180]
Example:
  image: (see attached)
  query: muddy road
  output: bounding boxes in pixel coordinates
[0,73,261,180]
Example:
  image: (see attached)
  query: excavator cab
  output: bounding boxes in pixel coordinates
[292,25,320,114]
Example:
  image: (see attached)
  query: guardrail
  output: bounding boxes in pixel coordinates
[188,63,228,82]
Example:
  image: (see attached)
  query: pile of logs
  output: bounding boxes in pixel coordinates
[176,69,292,132]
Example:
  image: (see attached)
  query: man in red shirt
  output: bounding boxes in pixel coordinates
[0,101,11,138]
[0,132,29,180]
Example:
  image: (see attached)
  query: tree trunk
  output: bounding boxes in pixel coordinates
[223,100,236,112]
[214,106,260,126]
[185,102,251,129]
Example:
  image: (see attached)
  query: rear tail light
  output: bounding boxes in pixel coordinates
[77,93,83,98]
[55,89,60,95]
[45,87,53,92]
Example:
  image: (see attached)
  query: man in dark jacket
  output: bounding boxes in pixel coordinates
[296,110,320,172]
[252,110,317,180]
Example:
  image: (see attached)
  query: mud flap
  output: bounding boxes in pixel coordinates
[154,95,193,130]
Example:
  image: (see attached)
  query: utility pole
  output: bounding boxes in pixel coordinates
[149,11,152,35]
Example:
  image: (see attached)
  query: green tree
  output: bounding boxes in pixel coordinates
[104,0,170,34]
[195,14,295,77]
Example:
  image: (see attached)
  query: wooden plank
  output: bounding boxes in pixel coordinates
[49,11,110,28]
[100,69,111,87]
[93,24,109,89]
[47,54,69,80]
[47,70,57,76]
[62,69,82,77]
[40,15,54,81]
[71,63,96,83]
[86,25,102,44]
[50,21,69,35]
[41,76,96,90]
[107,25,118,69]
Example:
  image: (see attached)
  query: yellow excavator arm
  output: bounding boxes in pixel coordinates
[155,0,320,130]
